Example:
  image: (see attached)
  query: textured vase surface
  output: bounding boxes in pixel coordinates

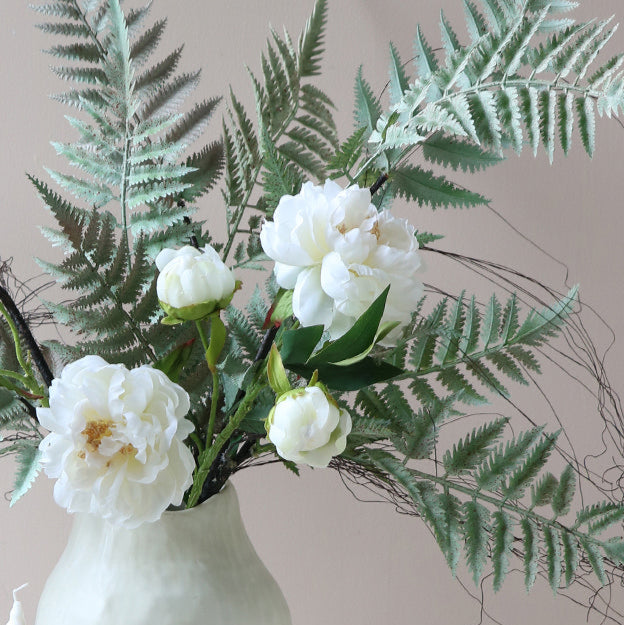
[35,482,292,625]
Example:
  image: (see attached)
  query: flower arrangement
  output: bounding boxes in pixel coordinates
[2,0,624,622]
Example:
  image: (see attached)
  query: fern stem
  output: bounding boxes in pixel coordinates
[437,78,603,107]
[69,0,107,58]
[186,382,262,508]
[408,466,606,548]
[404,338,517,379]
[72,249,157,361]
[119,132,133,272]
[222,90,302,262]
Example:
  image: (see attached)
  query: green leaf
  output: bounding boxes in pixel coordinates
[414,24,439,80]
[239,388,275,435]
[521,518,539,590]
[477,426,545,491]
[388,42,409,106]
[288,358,403,392]
[281,325,324,366]
[530,472,558,508]
[154,339,195,384]
[435,293,466,365]
[463,0,488,43]
[503,431,559,500]
[544,526,562,592]
[297,0,328,77]
[422,134,504,173]
[575,501,624,528]
[10,442,42,507]
[392,165,487,209]
[307,286,390,366]
[577,96,596,157]
[603,538,624,566]
[551,464,576,517]
[440,491,463,575]
[463,500,491,586]
[561,531,579,587]
[580,537,607,585]
[492,510,514,591]
[416,231,445,248]
[354,67,381,133]
[443,417,507,476]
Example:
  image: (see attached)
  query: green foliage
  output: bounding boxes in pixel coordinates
[0,319,31,428]
[32,0,223,367]
[347,0,624,212]
[20,0,624,605]
[10,441,41,507]
[391,164,487,209]
[401,288,578,405]
[442,417,508,475]
[358,419,624,594]
[221,0,337,266]
[281,288,403,391]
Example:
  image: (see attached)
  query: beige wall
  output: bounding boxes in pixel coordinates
[1,1,624,623]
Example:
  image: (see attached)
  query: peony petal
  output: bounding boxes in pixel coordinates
[292,266,334,328]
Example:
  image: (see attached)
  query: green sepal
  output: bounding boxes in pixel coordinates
[206,314,227,371]
[160,315,185,326]
[267,344,292,396]
[269,289,294,325]
[159,280,240,324]
[154,339,195,383]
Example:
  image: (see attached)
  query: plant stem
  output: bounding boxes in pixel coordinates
[195,319,222,443]
[0,369,33,390]
[369,173,389,196]
[187,383,262,508]
[195,319,210,353]
[0,290,52,389]
[206,369,220,444]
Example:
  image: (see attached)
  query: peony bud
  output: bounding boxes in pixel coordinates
[5,584,27,625]
[156,245,237,324]
[266,384,352,468]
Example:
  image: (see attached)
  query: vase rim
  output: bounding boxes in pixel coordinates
[161,480,233,518]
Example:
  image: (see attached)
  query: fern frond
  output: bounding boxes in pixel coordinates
[355,2,624,206]
[10,441,41,507]
[443,417,508,476]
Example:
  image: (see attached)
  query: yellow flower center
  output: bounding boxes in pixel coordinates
[79,418,138,465]
[82,419,114,453]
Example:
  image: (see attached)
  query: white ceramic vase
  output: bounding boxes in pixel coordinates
[35,482,292,625]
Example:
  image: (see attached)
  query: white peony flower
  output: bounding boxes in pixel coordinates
[37,356,196,528]
[260,180,423,342]
[156,245,237,322]
[266,385,352,468]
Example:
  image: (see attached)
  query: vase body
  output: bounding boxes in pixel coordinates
[35,483,292,625]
